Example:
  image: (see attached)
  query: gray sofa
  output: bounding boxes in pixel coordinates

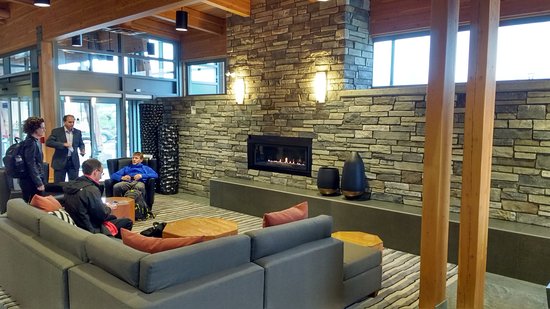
[0,199,264,309]
[0,198,382,308]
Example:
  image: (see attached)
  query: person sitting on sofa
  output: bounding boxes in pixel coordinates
[110,151,158,200]
[64,158,132,238]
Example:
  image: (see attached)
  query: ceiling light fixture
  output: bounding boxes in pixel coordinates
[33,0,50,7]
[146,42,155,55]
[176,10,188,32]
[71,35,82,47]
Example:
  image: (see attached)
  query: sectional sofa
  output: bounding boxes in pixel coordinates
[0,198,381,308]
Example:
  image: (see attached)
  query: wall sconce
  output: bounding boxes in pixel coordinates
[71,35,82,47]
[33,0,50,7]
[314,71,327,103]
[176,10,188,32]
[234,78,245,104]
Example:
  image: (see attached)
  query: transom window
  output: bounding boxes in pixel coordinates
[373,20,550,86]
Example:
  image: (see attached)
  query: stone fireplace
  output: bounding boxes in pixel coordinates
[247,135,312,177]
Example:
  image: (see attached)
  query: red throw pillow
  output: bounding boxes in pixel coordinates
[262,201,309,227]
[121,229,204,253]
[30,194,62,212]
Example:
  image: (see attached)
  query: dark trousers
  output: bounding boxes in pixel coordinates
[54,158,79,183]
[18,177,42,203]
[111,218,133,239]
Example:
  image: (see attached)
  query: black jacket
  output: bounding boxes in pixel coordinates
[21,135,44,187]
[64,176,113,234]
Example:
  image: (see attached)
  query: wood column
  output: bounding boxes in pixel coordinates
[457,0,500,307]
[39,39,58,182]
[418,0,459,307]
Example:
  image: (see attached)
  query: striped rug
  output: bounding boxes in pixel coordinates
[0,193,458,309]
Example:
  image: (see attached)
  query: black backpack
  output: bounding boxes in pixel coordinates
[2,137,26,178]
[124,189,154,221]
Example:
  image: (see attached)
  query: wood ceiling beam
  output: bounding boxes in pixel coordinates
[202,0,249,17]
[154,8,225,35]
[5,0,34,6]
[0,0,197,54]
[0,8,10,19]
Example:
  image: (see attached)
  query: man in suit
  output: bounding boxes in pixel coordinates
[46,114,86,183]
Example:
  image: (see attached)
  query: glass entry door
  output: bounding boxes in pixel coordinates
[62,96,120,168]
[0,96,32,162]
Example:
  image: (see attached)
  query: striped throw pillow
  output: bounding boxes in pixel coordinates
[49,209,77,226]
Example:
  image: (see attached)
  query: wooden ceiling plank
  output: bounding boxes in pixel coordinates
[154,8,225,35]
[202,0,249,17]
[0,8,10,19]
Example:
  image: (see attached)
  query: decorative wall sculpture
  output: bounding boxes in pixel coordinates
[158,124,179,194]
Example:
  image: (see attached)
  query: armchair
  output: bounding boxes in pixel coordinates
[104,157,158,210]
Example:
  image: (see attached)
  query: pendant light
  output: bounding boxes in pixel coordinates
[71,35,83,47]
[176,10,188,32]
[33,0,50,7]
[146,42,155,55]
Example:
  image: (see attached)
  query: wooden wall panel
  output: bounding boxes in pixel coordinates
[371,0,550,37]
[181,30,226,60]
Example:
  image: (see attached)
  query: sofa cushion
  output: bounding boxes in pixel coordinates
[30,194,62,212]
[7,198,47,235]
[139,234,252,293]
[121,228,204,253]
[39,214,91,262]
[247,215,332,260]
[342,242,382,279]
[262,201,308,227]
[85,233,148,287]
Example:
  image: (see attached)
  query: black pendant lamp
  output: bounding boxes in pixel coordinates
[175,10,188,32]
[146,42,155,55]
[33,0,50,7]
[71,35,82,47]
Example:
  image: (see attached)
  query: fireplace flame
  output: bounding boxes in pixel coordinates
[268,157,305,166]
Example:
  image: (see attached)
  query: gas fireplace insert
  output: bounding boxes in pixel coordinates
[247,135,313,177]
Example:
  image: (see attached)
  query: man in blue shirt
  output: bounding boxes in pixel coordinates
[110,152,158,199]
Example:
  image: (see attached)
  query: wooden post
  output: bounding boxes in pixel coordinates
[418,0,459,307]
[39,39,58,182]
[457,0,500,308]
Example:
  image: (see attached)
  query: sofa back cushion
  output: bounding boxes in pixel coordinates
[85,234,148,287]
[39,214,91,262]
[139,235,251,293]
[246,215,333,260]
[7,198,47,235]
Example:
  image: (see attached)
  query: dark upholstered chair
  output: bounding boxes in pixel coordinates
[104,157,157,210]
[0,168,11,214]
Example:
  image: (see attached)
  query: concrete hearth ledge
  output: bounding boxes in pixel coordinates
[210,177,550,285]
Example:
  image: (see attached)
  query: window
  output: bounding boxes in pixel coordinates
[373,20,550,86]
[0,58,4,76]
[57,49,119,73]
[9,51,31,74]
[123,38,176,79]
[186,60,226,95]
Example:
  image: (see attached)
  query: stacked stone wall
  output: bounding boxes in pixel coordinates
[161,86,550,228]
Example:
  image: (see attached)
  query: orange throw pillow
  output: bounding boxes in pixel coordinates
[262,201,309,227]
[121,229,204,253]
[30,194,62,212]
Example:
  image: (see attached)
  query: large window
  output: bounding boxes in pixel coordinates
[186,60,226,95]
[123,38,176,79]
[373,20,550,86]
[57,50,119,73]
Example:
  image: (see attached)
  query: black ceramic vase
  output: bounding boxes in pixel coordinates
[317,167,340,196]
[341,151,366,199]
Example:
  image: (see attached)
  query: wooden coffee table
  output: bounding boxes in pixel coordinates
[163,217,238,240]
[332,231,384,251]
[105,197,135,222]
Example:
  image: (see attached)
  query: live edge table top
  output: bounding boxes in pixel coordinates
[162,217,239,240]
